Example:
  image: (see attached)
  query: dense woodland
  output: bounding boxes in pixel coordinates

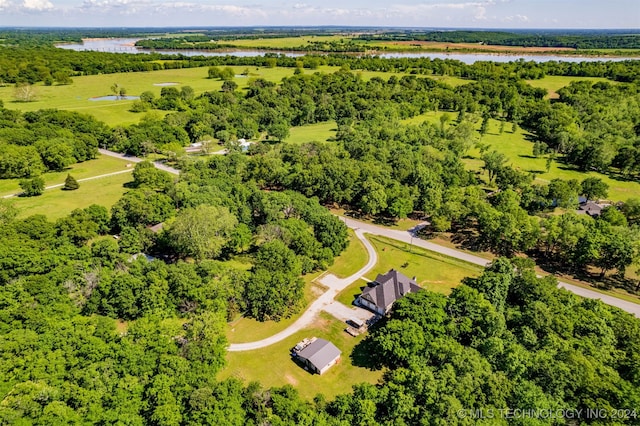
[1,31,640,424]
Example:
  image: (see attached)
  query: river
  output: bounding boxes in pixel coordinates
[56,38,638,64]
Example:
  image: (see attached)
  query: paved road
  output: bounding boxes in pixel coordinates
[98,149,180,176]
[341,217,640,318]
[2,169,134,199]
[98,148,640,319]
[228,229,378,351]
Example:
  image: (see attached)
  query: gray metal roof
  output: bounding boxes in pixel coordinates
[361,269,421,311]
[297,338,341,370]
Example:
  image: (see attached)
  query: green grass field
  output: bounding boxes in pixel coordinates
[403,111,640,202]
[287,121,337,144]
[220,35,346,49]
[326,229,368,279]
[220,311,383,401]
[526,75,611,98]
[0,66,314,126]
[10,172,132,220]
[335,235,482,306]
[0,155,134,197]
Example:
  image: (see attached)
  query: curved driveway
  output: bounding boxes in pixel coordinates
[98,148,640,322]
[341,217,640,318]
[228,229,378,351]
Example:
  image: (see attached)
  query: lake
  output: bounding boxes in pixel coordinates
[57,38,638,64]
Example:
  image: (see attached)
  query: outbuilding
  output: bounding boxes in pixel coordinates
[294,338,341,375]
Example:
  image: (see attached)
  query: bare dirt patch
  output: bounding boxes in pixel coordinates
[284,373,299,386]
[383,40,576,53]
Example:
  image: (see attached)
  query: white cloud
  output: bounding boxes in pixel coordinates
[22,0,53,10]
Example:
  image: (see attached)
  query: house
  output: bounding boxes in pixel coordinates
[356,269,421,315]
[293,337,341,375]
[578,201,603,216]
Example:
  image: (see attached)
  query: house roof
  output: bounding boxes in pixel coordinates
[579,201,603,215]
[297,338,341,371]
[361,269,421,311]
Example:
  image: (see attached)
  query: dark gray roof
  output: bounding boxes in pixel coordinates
[361,269,421,311]
[579,201,603,216]
[297,338,341,370]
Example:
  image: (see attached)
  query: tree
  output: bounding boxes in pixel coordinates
[221,80,237,93]
[580,177,609,200]
[14,83,36,102]
[167,205,238,261]
[19,176,45,197]
[63,174,79,190]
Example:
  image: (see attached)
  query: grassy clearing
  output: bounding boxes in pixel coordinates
[286,121,337,144]
[220,35,346,49]
[403,111,640,202]
[526,75,611,99]
[328,229,369,279]
[336,235,482,307]
[466,118,640,201]
[220,311,383,401]
[0,155,134,197]
[0,66,303,126]
[11,172,132,220]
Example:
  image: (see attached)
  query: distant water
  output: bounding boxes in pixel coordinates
[57,38,638,64]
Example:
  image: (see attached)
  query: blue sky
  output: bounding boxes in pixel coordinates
[0,0,638,28]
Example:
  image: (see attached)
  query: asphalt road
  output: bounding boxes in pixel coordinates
[341,216,640,318]
[98,148,640,320]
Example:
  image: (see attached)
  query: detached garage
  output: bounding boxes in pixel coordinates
[294,338,341,375]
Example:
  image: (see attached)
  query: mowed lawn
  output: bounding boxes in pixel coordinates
[11,172,133,220]
[0,155,134,197]
[220,311,383,401]
[336,235,482,307]
[286,121,337,144]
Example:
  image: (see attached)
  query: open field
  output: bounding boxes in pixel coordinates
[0,66,294,126]
[336,235,482,307]
[0,155,133,197]
[526,75,612,99]
[403,111,640,202]
[220,35,346,49]
[10,172,132,220]
[287,121,337,144]
[375,40,577,53]
[0,65,468,128]
[220,311,383,401]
